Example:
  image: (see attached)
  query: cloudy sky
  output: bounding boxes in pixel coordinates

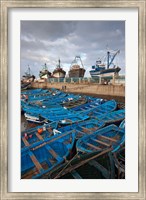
[21,21,125,78]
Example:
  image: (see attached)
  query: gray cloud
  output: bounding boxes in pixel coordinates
[21,21,125,77]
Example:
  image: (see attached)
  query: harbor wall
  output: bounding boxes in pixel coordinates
[31,82,125,97]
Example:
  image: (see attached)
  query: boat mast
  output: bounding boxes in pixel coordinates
[44,63,48,70]
[58,59,61,68]
[107,51,110,69]
[107,50,120,68]
[76,56,84,68]
[26,65,31,75]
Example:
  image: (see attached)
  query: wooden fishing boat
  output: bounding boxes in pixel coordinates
[76,124,125,154]
[81,99,117,116]
[95,109,125,125]
[52,59,66,78]
[58,118,105,139]
[27,90,65,103]
[61,96,87,109]
[23,105,73,124]
[21,130,76,179]
[23,104,69,116]
[21,66,35,84]
[39,63,51,79]
[68,56,85,78]
[71,98,105,112]
[21,122,58,148]
[21,82,31,90]
[55,113,90,125]
[23,103,89,124]
[21,88,49,96]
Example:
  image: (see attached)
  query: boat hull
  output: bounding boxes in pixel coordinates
[69,68,85,78]
[76,124,125,154]
[21,130,75,179]
[52,71,66,78]
[90,67,121,78]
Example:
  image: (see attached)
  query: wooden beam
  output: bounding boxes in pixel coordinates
[22,137,30,146]
[80,126,92,133]
[86,142,102,151]
[29,152,43,173]
[36,133,43,140]
[91,138,111,147]
[45,145,58,159]
[98,135,118,142]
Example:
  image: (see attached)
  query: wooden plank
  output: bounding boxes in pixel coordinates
[71,170,82,179]
[22,137,30,146]
[86,142,102,150]
[91,138,111,147]
[89,126,98,131]
[45,145,58,159]
[80,126,92,133]
[36,133,44,140]
[98,135,118,142]
[29,153,43,173]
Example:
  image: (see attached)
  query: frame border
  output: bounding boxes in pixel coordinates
[0,0,145,199]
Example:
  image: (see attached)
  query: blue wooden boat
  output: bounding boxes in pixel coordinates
[23,106,74,124]
[76,124,125,154]
[61,96,87,109]
[71,98,105,112]
[21,130,76,179]
[21,122,58,148]
[23,104,69,116]
[80,99,117,116]
[55,113,90,125]
[27,91,66,102]
[22,101,63,112]
[58,118,105,139]
[24,104,89,124]
[94,109,125,124]
[21,93,77,111]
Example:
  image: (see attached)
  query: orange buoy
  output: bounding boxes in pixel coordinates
[37,128,43,134]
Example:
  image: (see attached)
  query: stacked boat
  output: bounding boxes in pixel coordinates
[68,56,86,78]
[39,63,52,80]
[21,88,125,179]
[52,59,66,78]
[21,66,35,90]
